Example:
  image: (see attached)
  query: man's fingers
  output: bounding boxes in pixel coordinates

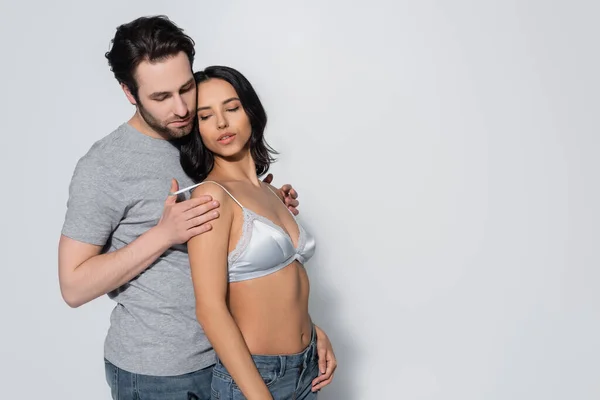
[285,198,299,208]
[262,173,273,184]
[288,206,299,216]
[186,224,213,239]
[187,195,214,205]
[186,206,219,229]
[182,202,218,218]
[166,179,180,204]
[282,186,298,215]
[280,184,292,194]
[178,197,218,213]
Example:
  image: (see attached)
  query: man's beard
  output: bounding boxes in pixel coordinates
[138,102,194,140]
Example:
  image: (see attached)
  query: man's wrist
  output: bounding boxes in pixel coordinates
[147,225,173,252]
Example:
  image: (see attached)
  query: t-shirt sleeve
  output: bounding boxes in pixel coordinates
[61,154,125,246]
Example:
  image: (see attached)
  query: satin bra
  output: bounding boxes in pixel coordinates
[189,181,316,282]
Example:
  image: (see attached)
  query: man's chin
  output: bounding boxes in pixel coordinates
[166,125,193,139]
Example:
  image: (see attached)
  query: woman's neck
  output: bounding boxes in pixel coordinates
[211,149,261,186]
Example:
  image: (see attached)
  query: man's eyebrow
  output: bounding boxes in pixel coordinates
[150,78,196,98]
[149,91,170,99]
[180,78,195,89]
[197,97,240,111]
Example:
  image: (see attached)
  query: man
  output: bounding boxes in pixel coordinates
[58,15,336,399]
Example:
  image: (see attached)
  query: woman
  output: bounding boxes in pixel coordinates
[179,66,324,399]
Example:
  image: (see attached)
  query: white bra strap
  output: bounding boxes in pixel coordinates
[264,184,280,200]
[199,181,244,208]
[169,182,203,196]
[264,183,295,215]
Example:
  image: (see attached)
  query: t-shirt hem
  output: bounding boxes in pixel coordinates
[61,226,107,247]
[104,350,217,377]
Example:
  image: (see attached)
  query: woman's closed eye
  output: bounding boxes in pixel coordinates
[226,106,240,113]
[199,114,212,121]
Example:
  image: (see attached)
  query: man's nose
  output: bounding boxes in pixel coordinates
[173,95,188,117]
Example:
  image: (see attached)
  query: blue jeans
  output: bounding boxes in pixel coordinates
[211,327,319,399]
[104,359,214,399]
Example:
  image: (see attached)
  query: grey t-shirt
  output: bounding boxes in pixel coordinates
[61,123,215,376]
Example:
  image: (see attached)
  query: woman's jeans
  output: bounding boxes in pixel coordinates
[211,327,319,399]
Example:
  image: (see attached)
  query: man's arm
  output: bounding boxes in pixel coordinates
[58,178,219,308]
[188,184,272,400]
[58,229,169,308]
[59,227,168,308]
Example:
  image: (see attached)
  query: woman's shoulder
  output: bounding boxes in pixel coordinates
[190,180,237,204]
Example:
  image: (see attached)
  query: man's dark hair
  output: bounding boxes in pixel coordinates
[105,15,195,100]
[179,66,277,183]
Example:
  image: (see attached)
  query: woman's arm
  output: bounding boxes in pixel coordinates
[188,185,272,400]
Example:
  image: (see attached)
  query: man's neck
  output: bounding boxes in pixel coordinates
[128,112,169,140]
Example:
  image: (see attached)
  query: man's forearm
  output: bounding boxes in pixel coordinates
[63,227,171,307]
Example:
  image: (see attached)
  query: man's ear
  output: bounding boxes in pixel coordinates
[121,83,137,106]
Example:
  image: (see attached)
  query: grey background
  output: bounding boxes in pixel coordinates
[0,0,598,399]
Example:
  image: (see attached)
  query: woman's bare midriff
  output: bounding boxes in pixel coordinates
[227,260,313,355]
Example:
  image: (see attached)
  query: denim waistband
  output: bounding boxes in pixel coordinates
[217,325,317,371]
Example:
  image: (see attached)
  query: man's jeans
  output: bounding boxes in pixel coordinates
[104,359,214,400]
